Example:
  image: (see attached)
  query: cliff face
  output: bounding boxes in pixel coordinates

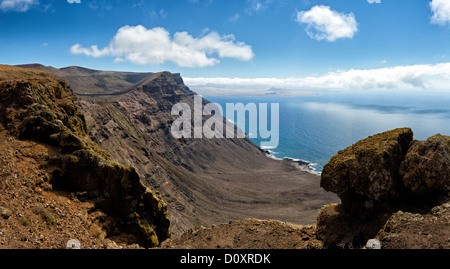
[21,64,338,236]
[0,65,169,248]
[79,71,339,236]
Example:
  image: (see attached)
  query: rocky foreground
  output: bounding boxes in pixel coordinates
[0,65,169,248]
[0,65,448,249]
[164,128,449,249]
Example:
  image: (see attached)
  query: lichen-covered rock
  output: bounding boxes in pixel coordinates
[321,128,414,218]
[0,65,170,248]
[400,134,450,196]
[0,77,88,151]
[318,127,450,249]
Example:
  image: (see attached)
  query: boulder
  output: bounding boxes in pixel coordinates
[0,206,12,219]
[400,134,450,196]
[320,128,414,218]
[318,128,450,248]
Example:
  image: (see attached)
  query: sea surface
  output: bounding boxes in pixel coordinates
[205,90,450,173]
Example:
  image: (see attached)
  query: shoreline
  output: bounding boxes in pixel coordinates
[262,149,321,176]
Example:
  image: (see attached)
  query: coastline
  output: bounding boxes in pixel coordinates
[261,148,320,176]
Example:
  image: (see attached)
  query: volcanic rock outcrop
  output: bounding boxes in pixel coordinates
[318,128,449,248]
[400,134,450,196]
[320,128,414,218]
[0,65,170,248]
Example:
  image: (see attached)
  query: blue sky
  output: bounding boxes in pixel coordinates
[2,0,450,94]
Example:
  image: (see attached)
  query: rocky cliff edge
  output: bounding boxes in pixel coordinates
[0,65,169,248]
[318,128,449,248]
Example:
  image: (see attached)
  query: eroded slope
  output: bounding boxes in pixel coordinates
[19,65,338,236]
[0,65,169,248]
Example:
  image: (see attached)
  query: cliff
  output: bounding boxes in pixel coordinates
[20,64,338,237]
[0,65,169,248]
[2,64,448,249]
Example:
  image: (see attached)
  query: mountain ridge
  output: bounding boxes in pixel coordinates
[2,64,448,249]
[18,63,339,236]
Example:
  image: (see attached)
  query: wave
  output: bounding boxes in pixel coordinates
[260,145,278,150]
[261,148,320,175]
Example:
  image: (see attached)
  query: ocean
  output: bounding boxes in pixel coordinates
[205,90,450,173]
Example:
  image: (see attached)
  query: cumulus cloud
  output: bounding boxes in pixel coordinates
[430,0,450,26]
[296,5,358,42]
[70,25,254,68]
[0,0,38,12]
[367,0,381,3]
[184,63,450,95]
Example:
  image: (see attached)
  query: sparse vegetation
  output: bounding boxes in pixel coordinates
[17,216,31,227]
[33,205,56,227]
[0,65,170,248]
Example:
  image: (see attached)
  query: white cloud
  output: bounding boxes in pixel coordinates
[184,62,450,95]
[70,44,109,58]
[246,0,272,14]
[296,5,358,42]
[67,0,81,3]
[0,0,38,12]
[430,0,450,26]
[71,25,254,68]
[367,0,381,4]
[228,13,241,23]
